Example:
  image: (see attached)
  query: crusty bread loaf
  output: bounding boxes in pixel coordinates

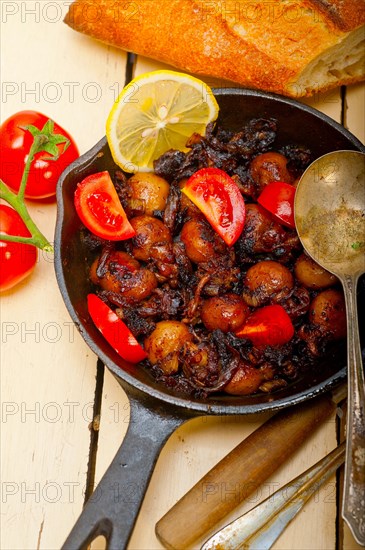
[64,0,365,97]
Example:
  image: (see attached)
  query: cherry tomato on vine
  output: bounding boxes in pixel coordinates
[74,171,135,241]
[0,204,38,291]
[182,167,246,246]
[0,111,79,199]
[258,181,296,229]
[235,304,294,347]
[87,293,147,363]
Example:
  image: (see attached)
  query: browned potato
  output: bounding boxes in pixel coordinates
[130,215,172,261]
[240,203,286,254]
[250,152,292,192]
[144,321,193,374]
[309,289,347,340]
[128,173,170,215]
[224,363,264,395]
[90,251,157,302]
[201,294,250,332]
[180,218,226,263]
[294,253,338,289]
[243,260,294,307]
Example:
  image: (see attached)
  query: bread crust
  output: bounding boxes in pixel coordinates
[64,0,365,97]
[304,0,365,31]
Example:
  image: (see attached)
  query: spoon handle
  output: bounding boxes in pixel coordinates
[342,274,365,546]
[201,442,346,550]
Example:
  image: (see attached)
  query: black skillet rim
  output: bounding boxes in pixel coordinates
[55,87,364,416]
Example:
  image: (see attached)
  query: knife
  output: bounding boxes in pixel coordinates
[155,384,346,549]
[201,441,345,549]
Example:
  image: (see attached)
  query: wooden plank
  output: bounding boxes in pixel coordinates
[89,368,129,550]
[89,367,130,496]
[0,201,98,550]
[343,523,364,550]
[301,88,343,122]
[0,3,128,549]
[345,83,365,144]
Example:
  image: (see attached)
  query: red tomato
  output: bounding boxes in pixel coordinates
[74,171,135,241]
[257,181,296,228]
[235,304,294,347]
[87,293,147,363]
[182,167,246,246]
[0,111,79,199]
[0,204,38,291]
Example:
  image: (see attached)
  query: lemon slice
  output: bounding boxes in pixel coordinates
[106,70,219,173]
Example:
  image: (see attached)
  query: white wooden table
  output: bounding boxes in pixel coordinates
[1,3,364,549]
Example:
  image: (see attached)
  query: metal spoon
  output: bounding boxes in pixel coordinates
[201,441,346,550]
[294,150,365,545]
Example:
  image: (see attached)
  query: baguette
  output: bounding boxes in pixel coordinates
[64,0,365,97]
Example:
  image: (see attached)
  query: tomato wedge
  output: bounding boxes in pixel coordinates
[257,181,296,229]
[235,304,294,347]
[182,167,245,246]
[87,294,147,363]
[74,171,135,240]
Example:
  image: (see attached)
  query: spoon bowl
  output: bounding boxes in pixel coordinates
[295,151,365,276]
[295,150,365,545]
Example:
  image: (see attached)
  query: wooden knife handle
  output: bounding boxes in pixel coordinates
[155,393,337,549]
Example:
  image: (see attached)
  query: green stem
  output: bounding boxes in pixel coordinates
[0,120,70,253]
[0,234,36,246]
[0,179,54,252]
[18,134,48,201]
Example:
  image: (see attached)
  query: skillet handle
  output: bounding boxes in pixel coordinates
[61,392,188,550]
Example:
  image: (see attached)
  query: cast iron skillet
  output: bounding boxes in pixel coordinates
[55,89,365,549]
